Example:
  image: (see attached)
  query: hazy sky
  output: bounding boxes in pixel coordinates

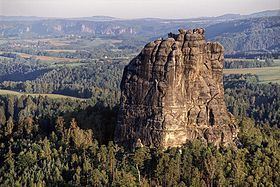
[1,0,279,19]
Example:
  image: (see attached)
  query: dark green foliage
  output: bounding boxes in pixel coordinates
[0,60,123,100]
[0,57,46,82]
[0,72,279,186]
[0,95,117,144]
[224,58,275,69]
[224,74,280,126]
[0,114,279,186]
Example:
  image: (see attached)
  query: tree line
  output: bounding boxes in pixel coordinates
[0,109,279,186]
[224,74,280,126]
[224,58,275,69]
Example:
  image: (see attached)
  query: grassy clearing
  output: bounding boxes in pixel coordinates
[45,49,77,53]
[67,38,123,49]
[0,89,88,101]
[18,53,80,62]
[25,38,71,47]
[224,66,280,84]
[225,58,257,62]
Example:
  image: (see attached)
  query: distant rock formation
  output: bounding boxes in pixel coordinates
[115,28,239,148]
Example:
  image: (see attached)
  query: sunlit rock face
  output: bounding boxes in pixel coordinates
[115,28,238,148]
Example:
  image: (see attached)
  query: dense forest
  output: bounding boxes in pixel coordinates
[0,101,279,186]
[0,57,124,100]
[224,58,275,69]
[0,74,279,186]
[224,74,280,126]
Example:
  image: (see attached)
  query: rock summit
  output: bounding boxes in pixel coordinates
[115,28,238,148]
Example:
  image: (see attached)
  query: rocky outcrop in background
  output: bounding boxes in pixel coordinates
[115,28,238,148]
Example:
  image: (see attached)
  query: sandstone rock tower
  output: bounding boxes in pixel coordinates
[115,28,238,148]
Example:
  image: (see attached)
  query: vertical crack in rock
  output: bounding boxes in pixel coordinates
[115,28,239,149]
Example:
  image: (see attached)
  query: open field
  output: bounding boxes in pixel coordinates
[0,37,123,49]
[18,53,80,62]
[224,66,280,84]
[226,58,260,62]
[25,38,71,47]
[0,89,88,101]
[45,49,77,53]
[0,51,81,63]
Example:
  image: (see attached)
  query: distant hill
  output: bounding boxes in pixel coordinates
[0,10,279,55]
[213,9,280,20]
[0,16,50,21]
[69,16,120,21]
[215,14,241,20]
[246,9,280,18]
[206,16,280,55]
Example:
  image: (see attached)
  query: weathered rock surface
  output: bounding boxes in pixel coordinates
[115,28,238,148]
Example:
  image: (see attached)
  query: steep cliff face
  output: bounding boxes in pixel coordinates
[115,28,238,148]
